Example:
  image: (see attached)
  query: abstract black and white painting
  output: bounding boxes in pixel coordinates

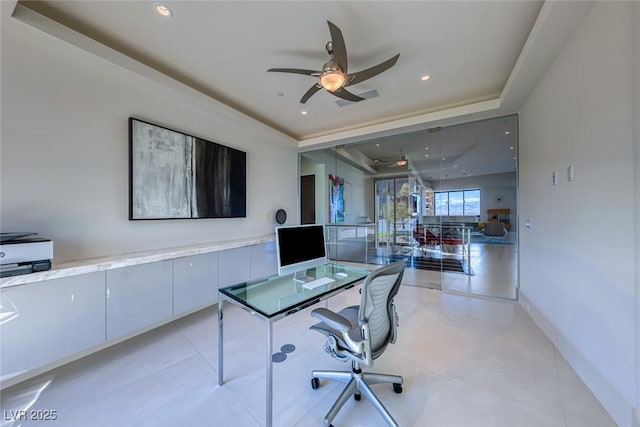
[129,118,246,220]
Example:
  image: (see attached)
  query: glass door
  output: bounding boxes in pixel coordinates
[374,177,417,257]
[375,178,394,253]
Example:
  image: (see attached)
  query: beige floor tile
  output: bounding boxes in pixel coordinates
[0,270,615,427]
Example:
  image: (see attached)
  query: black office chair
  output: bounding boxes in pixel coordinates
[309,260,406,427]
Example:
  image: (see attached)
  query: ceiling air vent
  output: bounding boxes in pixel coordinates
[335,89,379,107]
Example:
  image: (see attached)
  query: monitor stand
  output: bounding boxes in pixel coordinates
[293,270,314,284]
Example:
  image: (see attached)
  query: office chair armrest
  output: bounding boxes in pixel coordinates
[311,308,351,332]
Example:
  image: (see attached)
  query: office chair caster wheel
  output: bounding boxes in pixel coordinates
[354,392,361,401]
[393,383,403,393]
[311,377,319,390]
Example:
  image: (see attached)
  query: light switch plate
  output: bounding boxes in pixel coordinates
[568,165,574,182]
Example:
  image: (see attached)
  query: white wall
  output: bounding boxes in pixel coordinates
[300,151,374,224]
[0,7,298,263]
[519,3,636,425]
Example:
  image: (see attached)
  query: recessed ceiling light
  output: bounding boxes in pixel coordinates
[442,157,446,161]
[505,131,510,135]
[454,164,458,168]
[373,159,379,163]
[420,75,431,81]
[424,154,429,157]
[510,146,514,150]
[424,147,429,150]
[301,110,308,115]
[376,143,380,147]
[154,3,173,17]
[513,157,517,160]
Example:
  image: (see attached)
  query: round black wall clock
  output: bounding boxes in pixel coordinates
[275,209,287,225]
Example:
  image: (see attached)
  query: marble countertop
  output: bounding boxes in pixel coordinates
[0,234,275,288]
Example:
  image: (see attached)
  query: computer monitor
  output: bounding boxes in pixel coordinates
[275,224,328,276]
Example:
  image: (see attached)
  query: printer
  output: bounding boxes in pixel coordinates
[0,233,53,277]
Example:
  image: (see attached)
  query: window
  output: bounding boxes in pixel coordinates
[434,189,480,216]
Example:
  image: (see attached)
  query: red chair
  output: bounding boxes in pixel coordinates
[413,226,439,253]
[439,227,464,255]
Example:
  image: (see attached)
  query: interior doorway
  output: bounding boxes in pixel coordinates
[374,177,415,252]
[300,174,316,224]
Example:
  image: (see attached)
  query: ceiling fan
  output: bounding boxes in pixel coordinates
[267,21,400,104]
[375,152,408,168]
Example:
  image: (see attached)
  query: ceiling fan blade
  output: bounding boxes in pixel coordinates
[300,84,322,104]
[267,68,320,76]
[330,87,364,103]
[327,21,348,73]
[345,54,400,87]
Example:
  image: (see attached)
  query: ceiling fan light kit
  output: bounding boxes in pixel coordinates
[320,70,345,92]
[267,20,399,104]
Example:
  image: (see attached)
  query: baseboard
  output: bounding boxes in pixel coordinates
[519,291,633,427]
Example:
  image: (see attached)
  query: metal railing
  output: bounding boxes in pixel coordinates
[325,224,376,264]
[414,223,472,274]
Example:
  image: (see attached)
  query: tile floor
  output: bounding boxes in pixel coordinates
[387,232,519,300]
[442,233,518,300]
[0,264,616,427]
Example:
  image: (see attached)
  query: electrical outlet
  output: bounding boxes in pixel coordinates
[552,171,557,186]
[567,165,574,182]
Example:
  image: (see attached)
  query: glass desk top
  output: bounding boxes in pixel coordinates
[219,263,370,318]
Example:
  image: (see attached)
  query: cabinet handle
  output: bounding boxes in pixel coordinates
[106,288,110,298]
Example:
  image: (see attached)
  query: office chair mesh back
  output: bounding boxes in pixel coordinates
[309,260,406,427]
[360,272,401,356]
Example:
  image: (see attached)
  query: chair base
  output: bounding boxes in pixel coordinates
[311,366,403,427]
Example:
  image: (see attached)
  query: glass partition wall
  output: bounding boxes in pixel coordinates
[298,115,518,300]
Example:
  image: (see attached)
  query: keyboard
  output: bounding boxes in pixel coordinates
[302,277,335,290]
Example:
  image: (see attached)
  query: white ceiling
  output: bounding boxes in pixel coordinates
[13,1,594,181]
[20,0,543,141]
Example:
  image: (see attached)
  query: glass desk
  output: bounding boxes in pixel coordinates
[217,262,370,427]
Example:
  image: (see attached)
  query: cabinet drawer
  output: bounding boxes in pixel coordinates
[173,252,219,315]
[106,261,172,341]
[0,272,106,382]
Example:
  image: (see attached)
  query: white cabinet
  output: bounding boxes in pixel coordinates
[173,252,219,316]
[0,240,278,387]
[0,272,106,382]
[250,241,278,279]
[106,261,173,341]
[218,246,251,287]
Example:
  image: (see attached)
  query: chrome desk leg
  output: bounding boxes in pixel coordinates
[218,297,224,386]
[266,319,273,427]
